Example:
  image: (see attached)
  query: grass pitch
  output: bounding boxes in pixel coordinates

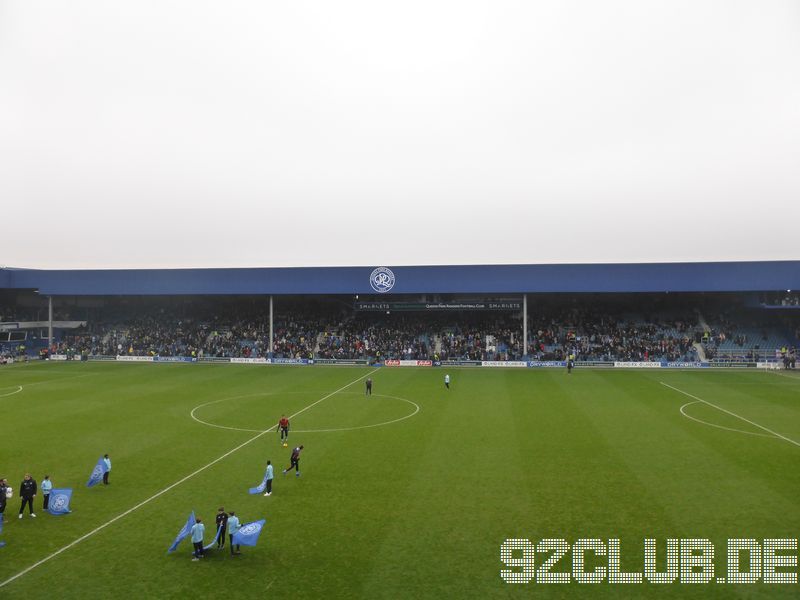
[1,362,800,599]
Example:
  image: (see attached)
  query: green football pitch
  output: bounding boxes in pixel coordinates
[1,362,800,599]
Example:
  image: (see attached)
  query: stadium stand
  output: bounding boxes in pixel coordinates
[2,289,798,365]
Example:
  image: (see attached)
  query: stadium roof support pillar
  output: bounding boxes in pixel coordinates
[523,293,527,359]
[269,295,274,357]
[48,295,53,349]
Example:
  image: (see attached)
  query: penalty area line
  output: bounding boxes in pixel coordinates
[0,368,379,590]
[660,381,800,448]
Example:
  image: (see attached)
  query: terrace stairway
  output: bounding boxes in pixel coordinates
[693,342,708,362]
[695,309,711,333]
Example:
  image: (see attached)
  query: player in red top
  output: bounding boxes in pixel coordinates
[277,415,290,447]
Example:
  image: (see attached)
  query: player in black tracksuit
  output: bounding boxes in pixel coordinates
[215,508,228,549]
[19,474,37,518]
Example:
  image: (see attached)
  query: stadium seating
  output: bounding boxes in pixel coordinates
[9,295,792,364]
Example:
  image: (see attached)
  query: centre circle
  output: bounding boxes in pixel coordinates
[190,391,419,433]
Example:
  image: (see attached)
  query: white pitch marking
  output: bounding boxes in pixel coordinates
[1,373,95,389]
[770,370,800,382]
[0,373,95,399]
[23,373,95,386]
[0,385,23,398]
[661,381,800,448]
[0,368,379,590]
[679,400,775,438]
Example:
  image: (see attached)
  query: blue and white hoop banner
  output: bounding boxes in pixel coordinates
[231,519,266,547]
[86,457,109,487]
[248,469,269,495]
[48,488,73,515]
[167,511,196,553]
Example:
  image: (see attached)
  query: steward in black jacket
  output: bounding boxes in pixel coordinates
[19,474,37,517]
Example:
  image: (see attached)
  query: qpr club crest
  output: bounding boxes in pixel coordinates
[239,522,261,536]
[369,267,396,294]
[51,494,68,512]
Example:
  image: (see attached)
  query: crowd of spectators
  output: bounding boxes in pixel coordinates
[9,296,795,364]
[318,315,432,361]
[317,314,525,361]
[698,308,797,361]
[53,303,343,360]
[524,308,696,362]
[760,292,800,307]
[48,308,699,362]
[436,316,523,361]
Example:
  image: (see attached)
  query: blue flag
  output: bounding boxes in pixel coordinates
[248,469,269,494]
[203,526,222,551]
[86,457,109,487]
[231,519,266,547]
[48,488,73,515]
[167,511,196,553]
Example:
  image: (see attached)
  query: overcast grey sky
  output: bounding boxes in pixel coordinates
[1,1,798,269]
